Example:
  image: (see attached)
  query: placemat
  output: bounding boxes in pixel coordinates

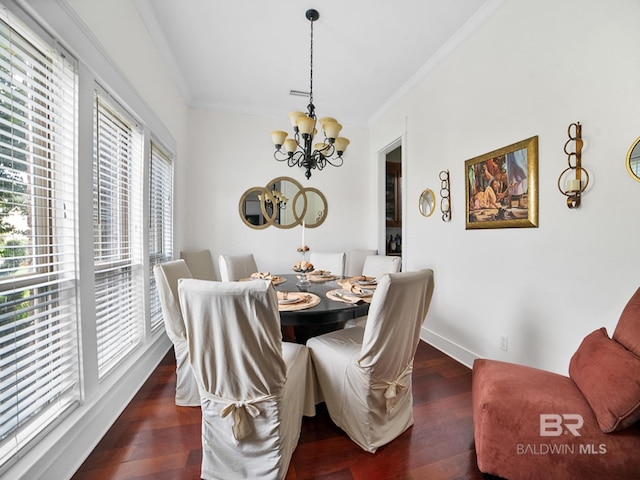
[326,289,372,304]
[277,291,321,311]
[337,275,378,291]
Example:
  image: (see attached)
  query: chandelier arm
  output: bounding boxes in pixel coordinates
[289,150,306,168]
[273,150,291,163]
[322,156,344,168]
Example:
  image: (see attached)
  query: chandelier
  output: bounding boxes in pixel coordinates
[270,9,350,180]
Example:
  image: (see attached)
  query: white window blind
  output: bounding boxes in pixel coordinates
[93,92,143,378]
[148,140,173,332]
[0,9,79,469]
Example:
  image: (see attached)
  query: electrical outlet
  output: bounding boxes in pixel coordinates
[500,335,509,351]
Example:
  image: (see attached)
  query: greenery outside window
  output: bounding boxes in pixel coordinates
[0,10,79,469]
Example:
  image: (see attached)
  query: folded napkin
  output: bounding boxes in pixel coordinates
[357,275,376,283]
[250,271,272,279]
[349,284,373,296]
[328,290,360,304]
[309,269,330,276]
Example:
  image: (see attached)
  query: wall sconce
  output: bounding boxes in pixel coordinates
[558,122,589,208]
[439,170,451,221]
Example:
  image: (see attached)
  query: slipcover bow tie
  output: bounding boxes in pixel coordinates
[372,362,413,413]
[218,394,276,441]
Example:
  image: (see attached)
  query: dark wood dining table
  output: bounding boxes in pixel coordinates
[274,274,370,343]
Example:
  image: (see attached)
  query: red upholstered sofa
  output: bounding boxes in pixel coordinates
[472,287,640,480]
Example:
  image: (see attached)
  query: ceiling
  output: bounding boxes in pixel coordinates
[133,0,499,127]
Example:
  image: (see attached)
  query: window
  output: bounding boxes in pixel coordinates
[0,10,79,468]
[148,141,173,332]
[93,92,143,378]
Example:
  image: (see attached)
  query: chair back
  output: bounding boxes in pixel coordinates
[218,253,259,282]
[309,251,346,277]
[178,278,285,399]
[180,249,215,280]
[345,249,377,277]
[178,279,308,478]
[360,269,434,376]
[153,259,193,344]
[362,254,401,278]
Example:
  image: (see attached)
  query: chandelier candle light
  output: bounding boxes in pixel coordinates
[270,9,350,180]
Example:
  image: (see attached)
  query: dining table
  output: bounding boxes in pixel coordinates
[270,273,372,343]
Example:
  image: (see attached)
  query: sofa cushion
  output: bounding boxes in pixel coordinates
[613,286,640,357]
[569,327,640,433]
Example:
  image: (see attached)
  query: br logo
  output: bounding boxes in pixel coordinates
[540,414,583,437]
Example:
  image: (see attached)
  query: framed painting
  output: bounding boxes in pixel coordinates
[465,136,538,229]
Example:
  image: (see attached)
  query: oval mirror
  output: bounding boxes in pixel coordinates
[627,137,640,182]
[419,189,436,217]
[238,186,274,229]
[294,187,328,228]
[267,176,304,229]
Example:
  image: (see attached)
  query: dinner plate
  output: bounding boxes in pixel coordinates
[278,296,304,305]
[356,279,377,286]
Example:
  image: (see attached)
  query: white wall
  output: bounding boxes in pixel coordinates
[183,109,374,277]
[370,0,640,373]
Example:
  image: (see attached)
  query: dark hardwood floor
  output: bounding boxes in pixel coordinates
[72,341,486,479]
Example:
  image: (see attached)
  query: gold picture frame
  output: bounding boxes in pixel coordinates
[465,136,538,229]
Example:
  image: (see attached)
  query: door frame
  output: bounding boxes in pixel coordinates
[375,123,407,269]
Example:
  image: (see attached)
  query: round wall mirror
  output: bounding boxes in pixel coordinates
[266,176,304,229]
[626,136,640,182]
[293,187,328,228]
[418,189,436,217]
[238,186,274,229]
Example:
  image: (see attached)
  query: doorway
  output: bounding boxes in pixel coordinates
[385,146,401,256]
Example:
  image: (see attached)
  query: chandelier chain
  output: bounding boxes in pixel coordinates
[308,15,314,112]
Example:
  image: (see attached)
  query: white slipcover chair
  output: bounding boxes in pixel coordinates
[218,253,259,281]
[362,254,401,278]
[309,251,346,277]
[307,269,435,453]
[178,278,315,480]
[153,260,201,406]
[345,249,377,277]
[345,253,402,329]
[180,249,215,280]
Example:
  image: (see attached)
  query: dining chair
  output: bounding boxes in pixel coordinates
[180,249,215,280]
[345,254,401,329]
[153,260,201,406]
[178,278,315,479]
[362,254,401,278]
[307,269,435,453]
[345,249,377,277]
[309,251,346,277]
[218,253,259,281]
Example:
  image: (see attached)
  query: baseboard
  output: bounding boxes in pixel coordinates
[420,326,479,369]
